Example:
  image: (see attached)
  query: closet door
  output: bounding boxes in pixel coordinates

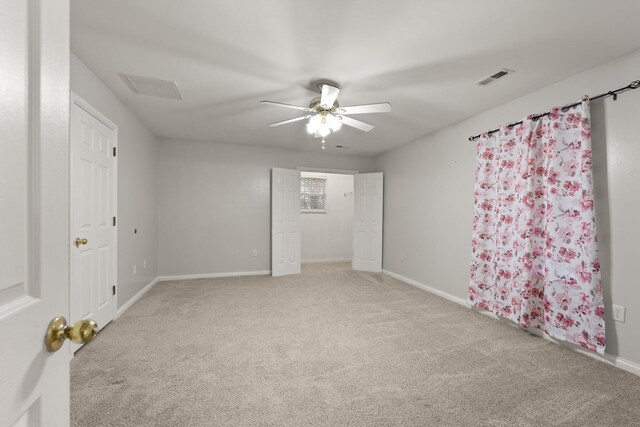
[352,173,383,272]
[271,168,301,276]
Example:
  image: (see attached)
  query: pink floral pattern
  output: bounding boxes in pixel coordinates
[468,98,605,353]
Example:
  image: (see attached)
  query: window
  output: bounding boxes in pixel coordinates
[300,176,326,212]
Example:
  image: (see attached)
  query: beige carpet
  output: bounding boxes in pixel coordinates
[71,263,640,426]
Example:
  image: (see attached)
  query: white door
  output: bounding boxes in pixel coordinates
[271,168,301,276]
[352,173,384,272]
[0,0,72,425]
[70,96,117,349]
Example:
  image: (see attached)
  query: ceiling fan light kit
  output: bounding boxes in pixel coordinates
[261,82,391,150]
[306,111,342,137]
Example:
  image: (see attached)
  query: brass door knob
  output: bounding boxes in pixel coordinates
[74,237,88,247]
[45,316,98,352]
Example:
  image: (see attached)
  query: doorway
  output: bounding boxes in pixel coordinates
[69,93,118,349]
[300,171,354,264]
[271,168,383,276]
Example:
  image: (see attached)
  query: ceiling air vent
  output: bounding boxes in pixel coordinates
[118,73,182,100]
[477,68,515,86]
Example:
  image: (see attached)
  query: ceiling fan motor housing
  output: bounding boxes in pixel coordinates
[309,96,339,113]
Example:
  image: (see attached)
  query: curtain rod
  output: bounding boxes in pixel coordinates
[468,79,640,141]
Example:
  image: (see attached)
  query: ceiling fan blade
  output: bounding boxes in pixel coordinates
[260,100,310,111]
[268,115,312,127]
[338,102,391,115]
[338,115,374,132]
[320,84,340,108]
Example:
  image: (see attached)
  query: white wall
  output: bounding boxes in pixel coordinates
[377,48,640,368]
[158,139,375,276]
[70,53,159,310]
[301,173,354,263]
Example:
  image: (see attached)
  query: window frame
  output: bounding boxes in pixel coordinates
[300,173,327,214]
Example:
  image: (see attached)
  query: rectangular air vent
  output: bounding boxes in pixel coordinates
[477,68,515,86]
[119,73,182,100]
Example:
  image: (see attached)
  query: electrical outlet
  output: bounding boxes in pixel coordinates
[252,249,258,257]
[143,259,147,269]
[400,252,405,262]
[612,304,626,322]
[133,264,137,275]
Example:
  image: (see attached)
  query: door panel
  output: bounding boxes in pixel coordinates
[353,173,383,272]
[271,168,301,276]
[78,252,93,318]
[97,246,109,309]
[70,99,117,343]
[0,0,71,425]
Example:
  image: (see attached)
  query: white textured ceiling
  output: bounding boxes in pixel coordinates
[71,1,640,156]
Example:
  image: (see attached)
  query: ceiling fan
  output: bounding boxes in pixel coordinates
[261,82,391,149]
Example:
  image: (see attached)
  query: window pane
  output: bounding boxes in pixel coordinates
[300,177,326,210]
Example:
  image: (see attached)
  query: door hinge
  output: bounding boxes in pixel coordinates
[113,216,116,226]
[112,285,116,296]
[113,147,117,157]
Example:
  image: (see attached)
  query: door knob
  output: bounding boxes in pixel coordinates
[45,316,98,352]
[74,237,88,247]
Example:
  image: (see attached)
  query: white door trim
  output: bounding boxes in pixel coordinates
[69,91,118,338]
[71,92,118,130]
[297,166,359,175]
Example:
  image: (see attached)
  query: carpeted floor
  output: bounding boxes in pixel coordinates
[71,263,640,426]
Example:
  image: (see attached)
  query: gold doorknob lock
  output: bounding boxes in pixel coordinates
[74,237,88,247]
[45,316,98,352]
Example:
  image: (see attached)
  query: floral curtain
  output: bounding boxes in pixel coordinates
[468,97,605,353]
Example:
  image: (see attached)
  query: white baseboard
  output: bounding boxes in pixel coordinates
[302,258,351,264]
[382,269,640,377]
[115,277,159,319]
[157,270,271,281]
[383,269,468,306]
